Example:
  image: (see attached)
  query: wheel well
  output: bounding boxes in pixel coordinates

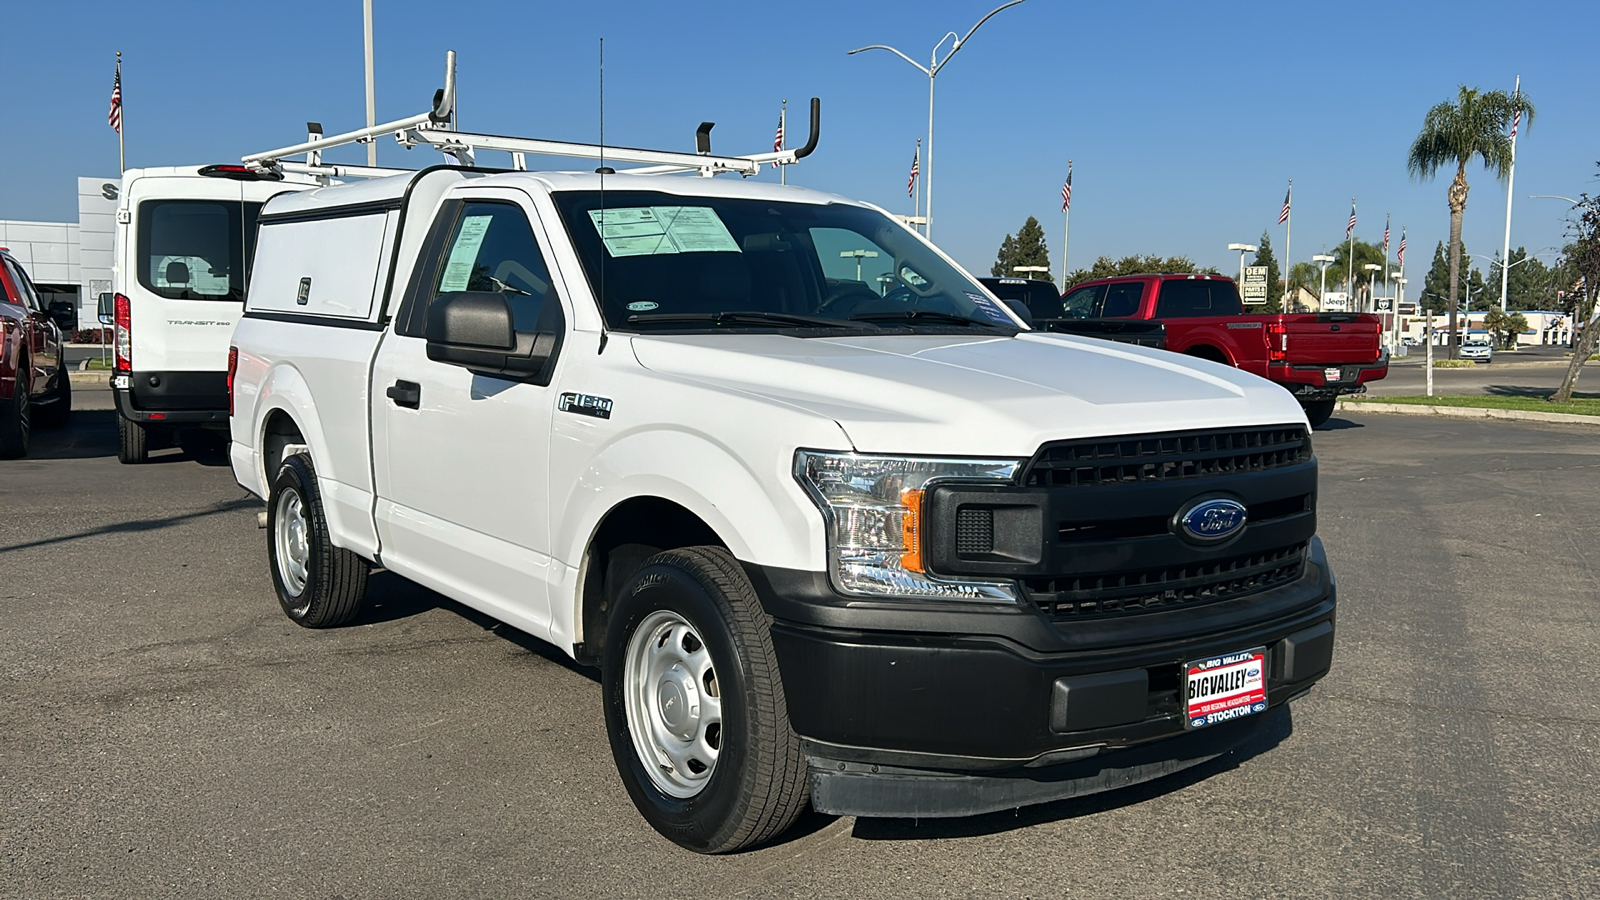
[575,497,725,665]
[260,409,307,484]
[1184,344,1230,365]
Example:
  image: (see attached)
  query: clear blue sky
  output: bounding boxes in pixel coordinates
[3,0,1596,285]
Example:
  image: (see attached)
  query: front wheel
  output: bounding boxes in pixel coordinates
[1303,399,1337,428]
[267,454,369,628]
[602,546,808,853]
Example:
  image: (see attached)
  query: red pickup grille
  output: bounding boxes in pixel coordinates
[1023,426,1310,488]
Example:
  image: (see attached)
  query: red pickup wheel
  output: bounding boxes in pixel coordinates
[1303,399,1336,428]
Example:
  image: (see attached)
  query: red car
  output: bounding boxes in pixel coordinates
[0,248,75,457]
[984,274,1388,427]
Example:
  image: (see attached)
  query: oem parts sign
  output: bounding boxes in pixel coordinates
[1241,266,1269,305]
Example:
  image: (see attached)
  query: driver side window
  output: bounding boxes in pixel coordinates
[427,201,554,332]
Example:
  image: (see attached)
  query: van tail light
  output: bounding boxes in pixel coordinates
[1265,322,1287,362]
[227,346,238,417]
[113,293,132,372]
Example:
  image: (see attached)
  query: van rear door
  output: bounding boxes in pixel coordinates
[122,175,273,377]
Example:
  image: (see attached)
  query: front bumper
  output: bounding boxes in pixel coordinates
[744,538,1336,817]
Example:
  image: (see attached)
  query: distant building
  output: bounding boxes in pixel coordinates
[0,177,121,326]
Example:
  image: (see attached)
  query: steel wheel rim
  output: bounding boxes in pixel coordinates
[623,609,723,798]
[274,488,310,597]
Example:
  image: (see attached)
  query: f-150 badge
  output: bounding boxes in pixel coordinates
[558,392,613,419]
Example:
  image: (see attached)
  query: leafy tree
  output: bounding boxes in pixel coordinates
[1251,231,1283,312]
[1287,261,1320,298]
[1064,254,1215,285]
[1500,247,1554,310]
[991,216,1053,282]
[1420,240,1485,315]
[1327,238,1387,306]
[1553,177,1600,403]
[1407,83,1534,356]
[1483,307,1529,349]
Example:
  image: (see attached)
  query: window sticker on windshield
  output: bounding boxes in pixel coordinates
[438,215,493,292]
[966,290,1016,324]
[588,206,740,257]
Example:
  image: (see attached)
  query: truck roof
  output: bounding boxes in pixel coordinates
[261,167,863,218]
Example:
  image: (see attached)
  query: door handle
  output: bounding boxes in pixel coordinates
[386,380,421,409]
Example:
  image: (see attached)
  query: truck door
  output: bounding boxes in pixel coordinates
[370,189,567,639]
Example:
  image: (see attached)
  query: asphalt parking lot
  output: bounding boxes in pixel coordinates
[4,403,1598,898]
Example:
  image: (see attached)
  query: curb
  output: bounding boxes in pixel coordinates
[68,371,109,387]
[1338,400,1600,427]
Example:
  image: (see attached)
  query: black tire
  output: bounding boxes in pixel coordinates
[34,365,71,430]
[0,367,31,459]
[267,454,369,628]
[602,546,808,854]
[1303,399,1337,428]
[117,415,149,464]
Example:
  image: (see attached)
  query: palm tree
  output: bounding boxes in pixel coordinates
[1407,85,1533,357]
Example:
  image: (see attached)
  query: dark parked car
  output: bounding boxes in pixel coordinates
[0,248,74,457]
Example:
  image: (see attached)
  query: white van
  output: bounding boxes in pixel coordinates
[111,165,318,462]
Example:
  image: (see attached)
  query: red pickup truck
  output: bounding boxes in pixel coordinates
[1,248,75,457]
[980,274,1388,427]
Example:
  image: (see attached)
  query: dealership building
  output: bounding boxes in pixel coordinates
[0,177,122,326]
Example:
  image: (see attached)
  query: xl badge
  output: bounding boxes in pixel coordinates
[1177,498,1247,543]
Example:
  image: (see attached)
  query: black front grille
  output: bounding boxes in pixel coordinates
[955,507,994,555]
[1025,425,1310,488]
[1025,542,1308,620]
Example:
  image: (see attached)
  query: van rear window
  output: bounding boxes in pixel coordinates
[137,199,261,301]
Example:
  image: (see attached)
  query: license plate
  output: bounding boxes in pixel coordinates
[1184,648,1267,729]
[1323,367,1342,383]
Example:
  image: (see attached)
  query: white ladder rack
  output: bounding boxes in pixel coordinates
[242,52,819,179]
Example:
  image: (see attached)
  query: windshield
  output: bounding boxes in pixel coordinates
[550,191,1018,333]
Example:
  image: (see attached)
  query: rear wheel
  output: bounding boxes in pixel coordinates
[117,415,149,464]
[34,366,71,430]
[1303,399,1337,428]
[267,453,368,628]
[602,546,808,853]
[0,368,30,458]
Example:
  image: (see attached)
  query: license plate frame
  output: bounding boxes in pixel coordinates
[1183,648,1267,730]
[1323,366,1342,383]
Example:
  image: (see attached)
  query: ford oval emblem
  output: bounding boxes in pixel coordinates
[1178,498,1248,542]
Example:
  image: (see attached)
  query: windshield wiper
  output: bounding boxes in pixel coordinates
[847,309,1012,328]
[626,310,873,329]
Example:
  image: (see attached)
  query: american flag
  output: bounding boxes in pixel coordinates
[1511,106,1521,140]
[907,146,919,197]
[772,113,783,169]
[108,61,122,133]
[1278,185,1291,225]
[1397,226,1407,267]
[1347,201,1357,239]
[1383,215,1390,255]
[1061,165,1073,212]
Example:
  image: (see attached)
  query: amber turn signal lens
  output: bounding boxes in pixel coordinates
[899,488,924,573]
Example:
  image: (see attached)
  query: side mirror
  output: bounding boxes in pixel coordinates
[424,291,563,383]
[97,292,114,325]
[49,299,78,331]
[1001,298,1034,328]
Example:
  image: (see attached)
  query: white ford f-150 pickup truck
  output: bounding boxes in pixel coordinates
[230,160,1336,853]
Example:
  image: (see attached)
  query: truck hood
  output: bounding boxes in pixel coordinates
[629,332,1308,456]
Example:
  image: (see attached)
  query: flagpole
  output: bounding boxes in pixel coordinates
[1498,74,1520,313]
[1347,198,1355,302]
[779,99,787,187]
[1061,160,1071,284]
[1284,179,1291,307]
[913,139,922,230]
[116,52,125,173]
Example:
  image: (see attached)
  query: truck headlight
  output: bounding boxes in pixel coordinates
[794,451,1024,602]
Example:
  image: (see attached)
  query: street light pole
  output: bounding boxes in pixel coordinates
[1228,242,1257,294]
[1363,263,1382,314]
[1313,254,1335,306]
[848,0,1028,242]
